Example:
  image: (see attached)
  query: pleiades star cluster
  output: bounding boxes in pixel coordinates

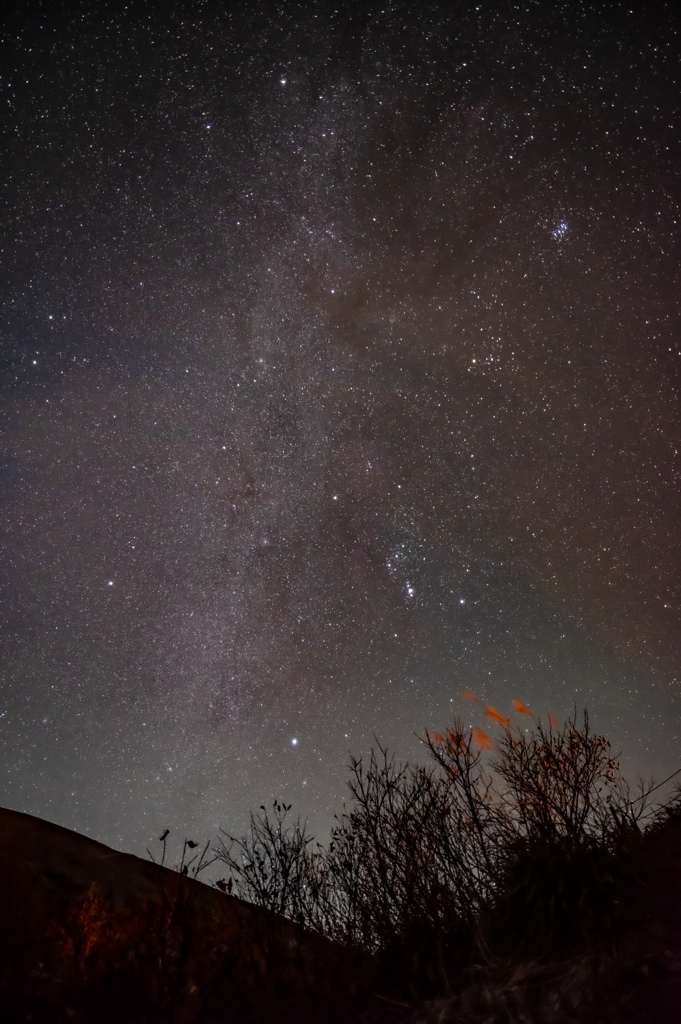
[1,0,679,856]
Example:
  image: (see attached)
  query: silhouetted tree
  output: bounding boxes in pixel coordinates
[214,708,672,1002]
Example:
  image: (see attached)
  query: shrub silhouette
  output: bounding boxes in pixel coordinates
[215,800,319,924]
[216,707,677,1009]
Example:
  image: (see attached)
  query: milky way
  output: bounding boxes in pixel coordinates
[1,1,680,856]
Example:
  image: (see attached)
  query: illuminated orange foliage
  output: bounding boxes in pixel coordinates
[72,883,108,959]
[462,690,481,703]
[472,727,493,750]
[548,712,560,728]
[485,705,511,726]
[428,731,446,747]
[445,729,466,749]
[512,699,532,715]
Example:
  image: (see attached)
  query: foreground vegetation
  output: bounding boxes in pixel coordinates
[2,705,680,1022]
[215,706,681,1022]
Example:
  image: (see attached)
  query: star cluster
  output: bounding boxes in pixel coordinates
[1,0,679,853]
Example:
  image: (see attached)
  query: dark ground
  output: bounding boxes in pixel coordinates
[2,805,681,1023]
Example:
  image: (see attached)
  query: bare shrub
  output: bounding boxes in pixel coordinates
[215,800,323,926]
[214,708,678,1006]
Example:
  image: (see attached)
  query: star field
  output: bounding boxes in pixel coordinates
[1,0,680,855]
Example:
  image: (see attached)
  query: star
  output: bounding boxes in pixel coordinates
[1,0,676,870]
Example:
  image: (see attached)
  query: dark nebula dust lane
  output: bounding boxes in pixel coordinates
[1,0,680,853]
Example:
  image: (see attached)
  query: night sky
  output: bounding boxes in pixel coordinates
[2,0,680,857]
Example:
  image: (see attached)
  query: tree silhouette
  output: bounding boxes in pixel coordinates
[215,706,674,1004]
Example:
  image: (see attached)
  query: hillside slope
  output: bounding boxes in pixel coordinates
[0,806,385,1023]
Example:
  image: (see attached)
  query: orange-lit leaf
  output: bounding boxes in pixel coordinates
[462,690,481,703]
[445,729,465,749]
[472,727,493,750]
[429,731,446,747]
[485,705,511,726]
[512,699,532,715]
[548,712,560,728]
